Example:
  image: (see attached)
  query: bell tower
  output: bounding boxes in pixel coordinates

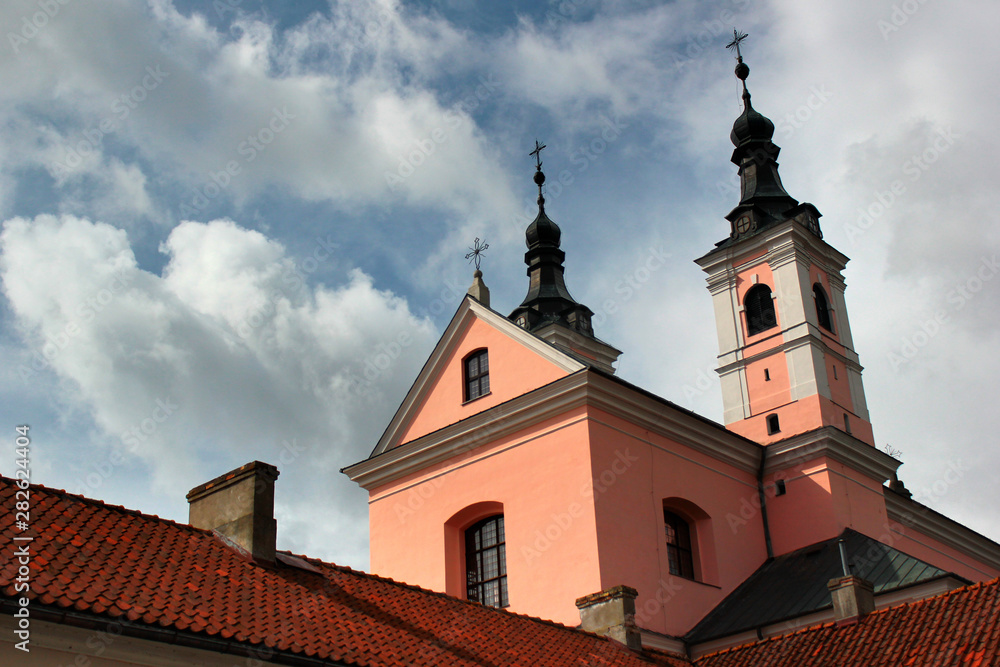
[509,141,621,372]
[695,33,874,446]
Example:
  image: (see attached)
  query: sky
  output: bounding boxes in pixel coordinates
[1,0,997,570]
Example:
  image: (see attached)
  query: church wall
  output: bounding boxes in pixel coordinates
[584,409,768,636]
[728,394,875,446]
[367,407,603,627]
[395,315,571,446]
[763,456,890,555]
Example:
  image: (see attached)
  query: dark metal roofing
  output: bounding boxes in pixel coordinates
[685,528,956,643]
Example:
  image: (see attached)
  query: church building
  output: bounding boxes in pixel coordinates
[342,39,1000,652]
[4,36,1000,667]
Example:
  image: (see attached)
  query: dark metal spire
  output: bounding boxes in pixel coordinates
[529,140,547,210]
[509,141,594,336]
[712,29,823,247]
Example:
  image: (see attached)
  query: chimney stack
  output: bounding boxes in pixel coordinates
[827,576,875,624]
[575,585,642,651]
[187,461,279,562]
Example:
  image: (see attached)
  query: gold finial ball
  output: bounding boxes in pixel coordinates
[534,170,545,186]
[735,61,750,81]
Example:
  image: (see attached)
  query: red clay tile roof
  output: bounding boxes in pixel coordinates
[0,476,685,666]
[694,576,1000,667]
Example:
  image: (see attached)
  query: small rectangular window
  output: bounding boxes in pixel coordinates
[464,349,490,401]
[766,414,780,435]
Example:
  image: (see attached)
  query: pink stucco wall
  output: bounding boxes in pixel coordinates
[369,408,604,627]
[395,316,570,447]
[585,409,769,636]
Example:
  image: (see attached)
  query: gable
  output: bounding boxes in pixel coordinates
[371,297,585,456]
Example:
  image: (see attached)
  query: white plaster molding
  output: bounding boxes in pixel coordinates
[884,490,1000,572]
[367,297,587,458]
[345,371,763,490]
[762,427,900,483]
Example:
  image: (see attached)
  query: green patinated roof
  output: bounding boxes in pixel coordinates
[686,528,958,643]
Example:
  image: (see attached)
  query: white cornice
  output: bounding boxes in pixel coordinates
[716,330,862,376]
[696,220,850,277]
[884,490,1000,572]
[344,371,763,491]
[584,373,762,474]
[344,371,591,490]
[763,426,900,483]
[366,297,586,458]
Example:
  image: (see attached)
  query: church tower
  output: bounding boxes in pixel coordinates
[509,141,621,373]
[695,39,874,447]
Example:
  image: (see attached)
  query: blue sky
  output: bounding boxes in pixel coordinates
[1,0,998,569]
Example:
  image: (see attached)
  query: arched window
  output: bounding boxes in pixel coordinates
[813,284,834,332]
[663,510,695,579]
[464,349,490,401]
[744,285,777,336]
[465,515,507,607]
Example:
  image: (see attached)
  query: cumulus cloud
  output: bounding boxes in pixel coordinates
[0,214,437,564]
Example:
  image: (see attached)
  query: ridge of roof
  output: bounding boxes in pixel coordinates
[0,472,210,537]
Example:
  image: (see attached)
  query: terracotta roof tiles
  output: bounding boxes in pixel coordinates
[0,475,681,666]
[4,474,999,666]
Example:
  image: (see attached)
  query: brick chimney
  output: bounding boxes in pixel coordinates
[187,461,279,562]
[827,575,875,624]
[575,585,642,650]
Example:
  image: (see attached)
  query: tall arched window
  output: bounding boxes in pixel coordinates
[465,515,507,607]
[744,285,777,336]
[663,509,695,579]
[464,349,490,401]
[813,284,834,332]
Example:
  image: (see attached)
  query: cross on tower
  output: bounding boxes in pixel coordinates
[529,140,546,170]
[465,237,489,271]
[726,28,748,61]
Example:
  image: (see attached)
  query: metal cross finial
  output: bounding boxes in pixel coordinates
[726,28,748,61]
[465,237,489,271]
[529,140,546,171]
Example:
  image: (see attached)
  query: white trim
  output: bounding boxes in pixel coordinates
[763,427,900,483]
[884,490,1000,572]
[368,297,585,457]
[345,370,762,491]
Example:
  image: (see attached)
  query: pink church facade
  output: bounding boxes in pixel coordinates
[344,50,1000,648]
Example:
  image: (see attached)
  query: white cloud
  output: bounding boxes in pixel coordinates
[0,214,437,565]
